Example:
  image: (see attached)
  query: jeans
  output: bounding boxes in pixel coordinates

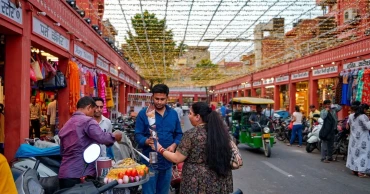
[233,126,240,140]
[142,167,172,194]
[290,124,303,146]
[321,135,334,160]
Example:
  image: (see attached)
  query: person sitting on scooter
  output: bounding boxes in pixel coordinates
[58,96,123,189]
[309,105,320,127]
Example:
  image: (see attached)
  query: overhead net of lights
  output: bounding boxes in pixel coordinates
[103,0,367,87]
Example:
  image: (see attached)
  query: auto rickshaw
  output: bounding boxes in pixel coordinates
[230,97,275,157]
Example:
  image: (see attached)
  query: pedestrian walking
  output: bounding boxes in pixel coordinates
[346,101,370,177]
[287,105,303,147]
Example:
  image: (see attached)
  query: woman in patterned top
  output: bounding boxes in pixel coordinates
[150,102,233,194]
[346,101,370,178]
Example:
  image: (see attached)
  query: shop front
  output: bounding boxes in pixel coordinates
[290,71,309,115]
[312,65,339,108]
[252,81,262,97]
[263,78,274,99]
[274,75,290,111]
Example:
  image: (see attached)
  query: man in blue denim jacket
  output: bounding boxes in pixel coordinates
[135,84,183,194]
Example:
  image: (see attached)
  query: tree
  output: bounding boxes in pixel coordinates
[191,59,223,84]
[123,11,185,84]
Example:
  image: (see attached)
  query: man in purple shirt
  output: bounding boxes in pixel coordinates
[58,96,122,189]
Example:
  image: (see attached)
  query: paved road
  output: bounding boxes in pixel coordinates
[233,141,370,194]
[181,114,370,194]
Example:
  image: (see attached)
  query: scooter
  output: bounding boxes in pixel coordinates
[14,143,118,194]
[306,118,323,153]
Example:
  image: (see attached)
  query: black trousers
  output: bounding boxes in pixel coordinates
[30,119,40,138]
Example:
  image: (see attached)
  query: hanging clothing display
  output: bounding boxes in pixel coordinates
[340,73,349,105]
[335,76,343,104]
[98,73,108,117]
[67,60,80,114]
[355,69,364,102]
[361,69,370,104]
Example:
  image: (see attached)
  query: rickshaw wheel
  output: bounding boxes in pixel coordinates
[264,143,271,157]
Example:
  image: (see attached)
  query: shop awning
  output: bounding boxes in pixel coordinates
[231,97,274,105]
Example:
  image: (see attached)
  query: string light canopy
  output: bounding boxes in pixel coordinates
[103,0,368,87]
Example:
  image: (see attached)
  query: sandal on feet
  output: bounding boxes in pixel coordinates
[297,145,301,147]
[321,159,330,163]
[358,173,368,178]
[286,144,291,146]
[352,171,358,176]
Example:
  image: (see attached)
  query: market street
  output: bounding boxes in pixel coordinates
[232,141,370,194]
[178,113,370,194]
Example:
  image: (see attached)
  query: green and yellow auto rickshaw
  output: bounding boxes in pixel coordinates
[230,97,275,157]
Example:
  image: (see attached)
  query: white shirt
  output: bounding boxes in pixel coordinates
[98,116,113,157]
[243,106,251,112]
[174,107,183,121]
[293,112,303,125]
[263,108,274,118]
[47,101,57,125]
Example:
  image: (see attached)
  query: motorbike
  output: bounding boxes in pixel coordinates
[333,118,349,161]
[274,117,287,141]
[14,143,118,194]
[306,118,323,153]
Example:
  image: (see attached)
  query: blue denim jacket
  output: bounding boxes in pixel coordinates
[135,105,183,170]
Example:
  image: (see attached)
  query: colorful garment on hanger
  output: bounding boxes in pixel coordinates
[340,73,350,105]
[347,71,353,104]
[355,69,364,101]
[98,73,108,117]
[362,69,370,104]
[68,60,81,114]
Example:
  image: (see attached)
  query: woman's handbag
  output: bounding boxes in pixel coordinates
[230,141,243,170]
[288,121,293,130]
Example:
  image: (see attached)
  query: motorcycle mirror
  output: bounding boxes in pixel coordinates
[83,144,101,164]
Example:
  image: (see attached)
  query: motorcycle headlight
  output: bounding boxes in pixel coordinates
[263,127,270,133]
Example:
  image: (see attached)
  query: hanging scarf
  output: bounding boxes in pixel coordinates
[68,60,81,114]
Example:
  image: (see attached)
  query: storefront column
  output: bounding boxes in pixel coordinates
[251,88,256,97]
[289,82,296,113]
[194,94,199,102]
[309,79,319,109]
[57,58,70,128]
[124,84,128,114]
[261,87,266,98]
[4,35,31,160]
[179,93,183,105]
[244,90,247,97]
[274,85,280,110]
[118,83,125,113]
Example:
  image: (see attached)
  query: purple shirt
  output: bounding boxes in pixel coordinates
[58,111,115,179]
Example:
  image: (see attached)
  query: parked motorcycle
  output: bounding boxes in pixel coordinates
[306,118,323,153]
[333,118,349,161]
[14,143,118,194]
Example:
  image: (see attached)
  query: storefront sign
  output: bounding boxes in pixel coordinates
[1,0,22,24]
[74,44,94,63]
[110,66,118,77]
[96,55,109,72]
[263,78,274,85]
[253,81,262,87]
[275,75,289,83]
[33,17,69,50]
[312,66,338,76]
[291,72,309,80]
[119,72,125,80]
[245,83,251,88]
[343,59,370,70]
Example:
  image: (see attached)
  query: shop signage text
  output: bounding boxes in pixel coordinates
[96,55,109,72]
[253,81,262,87]
[110,66,119,77]
[312,66,338,76]
[263,78,274,85]
[245,83,251,88]
[343,59,370,70]
[33,17,69,51]
[1,0,22,24]
[275,75,289,83]
[291,72,309,80]
[74,44,94,64]
[119,72,125,80]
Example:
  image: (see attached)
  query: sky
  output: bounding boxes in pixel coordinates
[103,0,323,63]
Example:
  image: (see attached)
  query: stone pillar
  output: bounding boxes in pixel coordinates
[179,93,183,105]
[274,85,280,110]
[4,34,31,160]
[118,82,125,113]
[289,82,296,113]
[309,79,319,109]
[57,58,70,128]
